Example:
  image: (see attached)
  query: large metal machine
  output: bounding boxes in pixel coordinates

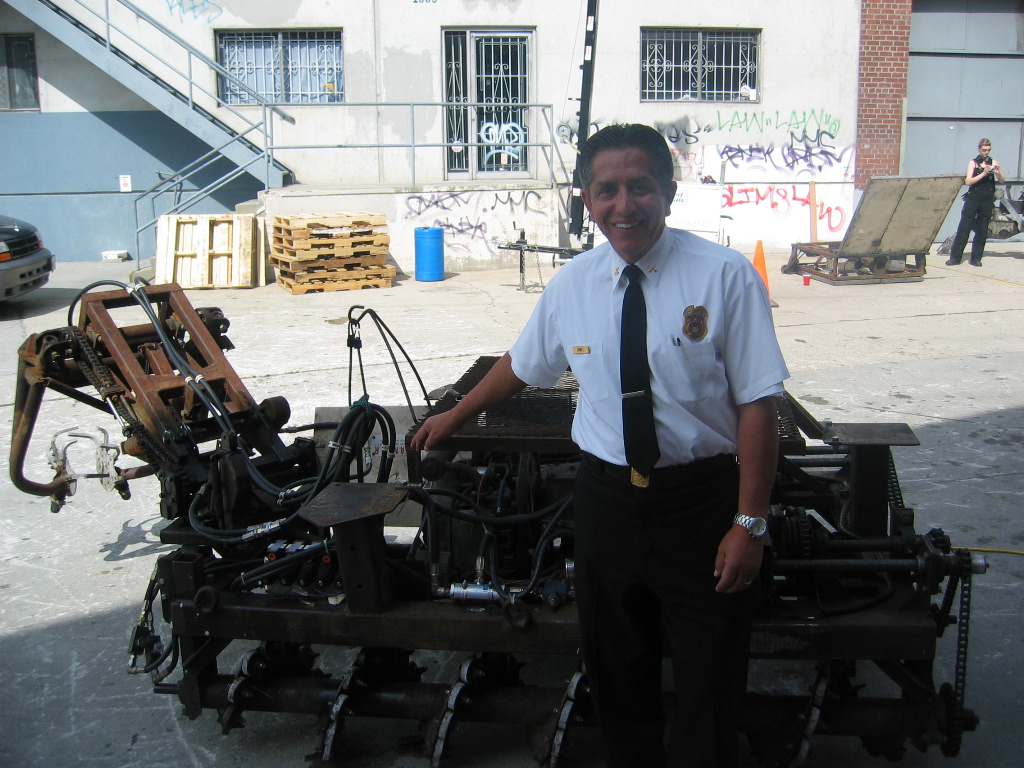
[10,280,986,767]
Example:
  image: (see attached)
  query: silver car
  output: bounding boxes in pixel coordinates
[0,215,56,301]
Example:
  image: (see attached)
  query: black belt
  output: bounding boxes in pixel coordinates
[581,451,736,488]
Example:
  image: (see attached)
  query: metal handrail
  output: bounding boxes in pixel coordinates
[134,100,573,255]
[262,101,569,188]
[133,121,274,255]
[57,0,293,130]
[31,0,293,255]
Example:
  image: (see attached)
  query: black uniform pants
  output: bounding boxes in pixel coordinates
[950,194,994,263]
[574,452,753,768]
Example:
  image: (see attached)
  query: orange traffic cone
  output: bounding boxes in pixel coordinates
[753,240,778,307]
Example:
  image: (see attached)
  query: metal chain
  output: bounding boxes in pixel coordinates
[943,549,973,757]
[936,569,960,638]
[67,326,183,474]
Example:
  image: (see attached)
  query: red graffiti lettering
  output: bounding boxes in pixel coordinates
[723,184,847,233]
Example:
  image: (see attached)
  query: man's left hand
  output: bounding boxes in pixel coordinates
[713,526,764,593]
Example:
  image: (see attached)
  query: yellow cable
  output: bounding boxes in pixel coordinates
[959,546,1024,557]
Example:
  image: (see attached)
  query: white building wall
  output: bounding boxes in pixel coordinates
[585,1,860,247]
[24,0,863,267]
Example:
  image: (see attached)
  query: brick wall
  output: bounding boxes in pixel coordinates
[856,0,913,188]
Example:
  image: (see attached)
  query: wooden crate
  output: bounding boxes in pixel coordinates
[155,214,258,289]
[273,212,387,230]
[276,265,397,295]
[269,212,394,293]
[274,224,389,241]
[276,263,396,285]
[273,231,389,250]
[270,252,388,275]
[271,240,390,261]
[271,212,390,262]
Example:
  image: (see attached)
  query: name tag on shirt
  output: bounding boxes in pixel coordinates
[572,346,591,354]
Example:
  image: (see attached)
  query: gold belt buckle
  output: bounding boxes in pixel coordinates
[630,468,650,488]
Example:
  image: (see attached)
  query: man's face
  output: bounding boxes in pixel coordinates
[581,147,677,264]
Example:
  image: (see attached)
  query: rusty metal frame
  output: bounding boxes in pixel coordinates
[784,241,928,285]
[77,283,261,444]
[782,175,964,286]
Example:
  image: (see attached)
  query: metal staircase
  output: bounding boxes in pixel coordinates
[6,0,295,248]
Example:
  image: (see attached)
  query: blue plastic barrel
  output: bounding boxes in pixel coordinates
[414,227,445,282]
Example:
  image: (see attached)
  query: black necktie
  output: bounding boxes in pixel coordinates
[620,264,661,481]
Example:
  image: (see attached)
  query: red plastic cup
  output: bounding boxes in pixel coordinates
[802,275,811,286]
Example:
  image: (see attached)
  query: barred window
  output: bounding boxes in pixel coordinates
[444,30,531,174]
[217,30,343,105]
[641,28,758,102]
[1,35,40,111]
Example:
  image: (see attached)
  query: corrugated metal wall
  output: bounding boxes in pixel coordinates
[904,0,1023,237]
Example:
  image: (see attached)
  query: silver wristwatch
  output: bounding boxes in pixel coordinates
[733,513,769,541]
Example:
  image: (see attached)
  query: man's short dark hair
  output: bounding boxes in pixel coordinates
[577,124,674,193]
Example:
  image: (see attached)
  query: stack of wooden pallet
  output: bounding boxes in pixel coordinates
[270,212,395,294]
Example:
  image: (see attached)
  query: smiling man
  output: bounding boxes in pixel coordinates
[581,142,675,262]
[412,124,789,767]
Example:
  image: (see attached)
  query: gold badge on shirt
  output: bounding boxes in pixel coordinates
[682,305,709,341]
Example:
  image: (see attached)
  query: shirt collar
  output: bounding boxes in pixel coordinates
[610,228,671,289]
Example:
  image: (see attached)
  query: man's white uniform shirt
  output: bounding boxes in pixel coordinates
[509,227,790,467]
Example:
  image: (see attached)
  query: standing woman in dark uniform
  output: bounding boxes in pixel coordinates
[946,138,1003,267]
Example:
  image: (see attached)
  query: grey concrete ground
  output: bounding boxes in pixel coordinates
[1,244,1023,768]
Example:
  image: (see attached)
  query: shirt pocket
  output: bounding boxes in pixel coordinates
[651,338,727,403]
[567,341,614,405]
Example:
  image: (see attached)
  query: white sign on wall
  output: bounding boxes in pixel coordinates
[667,183,724,242]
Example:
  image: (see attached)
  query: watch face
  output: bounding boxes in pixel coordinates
[734,514,768,538]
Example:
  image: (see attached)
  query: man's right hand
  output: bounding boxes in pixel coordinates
[408,353,529,453]
[409,411,461,452]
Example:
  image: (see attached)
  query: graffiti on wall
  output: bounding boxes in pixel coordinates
[715,109,842,136]
[403,189,547,258]
[558,109,843,146]
[479,122,528,168]
[722,184,847,233]
[163,1,223,23]
[554,108,855,240]
[556,110,853,182]
[718,132,854,178]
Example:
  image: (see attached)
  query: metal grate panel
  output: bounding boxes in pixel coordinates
[417,357,576,444]
[443,31,470,172]
[412,357,805,456]
[218,30,343,105]
[641,28,757,102]
[475,35,529,172]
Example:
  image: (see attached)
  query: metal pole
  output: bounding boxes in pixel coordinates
[568,0,599,238]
